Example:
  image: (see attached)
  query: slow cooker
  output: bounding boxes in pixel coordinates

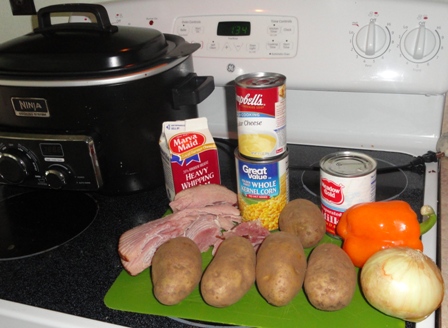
[0,3,214,194]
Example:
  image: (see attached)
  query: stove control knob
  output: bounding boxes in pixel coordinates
[355,19,390,57]
[401,22,438,62]
[45,166,70,189]
[0,150,33,184]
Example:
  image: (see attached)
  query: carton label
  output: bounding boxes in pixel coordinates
[160,118,221,200]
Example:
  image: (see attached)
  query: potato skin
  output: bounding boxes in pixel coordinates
[151,237,202,305]
[278,198,326,248]
[304,243,356,311]
[256,232,307,306]
[201,235,256,307]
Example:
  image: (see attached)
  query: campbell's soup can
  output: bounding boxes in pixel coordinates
[320,151,377,238]
[235,148,289,231]
[235,72,287,160]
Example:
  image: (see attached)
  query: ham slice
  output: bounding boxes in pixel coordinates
[212,220,271,255]
[118,204,240,276]
[169,184,237,212]
[118,184,270,276]
[183,213,241,252]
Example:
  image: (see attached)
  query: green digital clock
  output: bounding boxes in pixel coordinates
[217,21,251,36]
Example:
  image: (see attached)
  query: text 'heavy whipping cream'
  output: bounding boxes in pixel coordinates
[160,117,221,201]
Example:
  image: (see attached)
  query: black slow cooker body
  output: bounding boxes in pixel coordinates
[0,4,214,194]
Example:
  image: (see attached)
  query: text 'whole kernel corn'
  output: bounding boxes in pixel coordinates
[235,148,289,230]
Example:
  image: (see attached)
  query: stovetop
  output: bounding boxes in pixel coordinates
[0,140,435,328]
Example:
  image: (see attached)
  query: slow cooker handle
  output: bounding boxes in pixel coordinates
[36,4,118,33]
[172,74,215,108]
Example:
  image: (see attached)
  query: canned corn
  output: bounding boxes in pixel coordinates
[235,148,289,231]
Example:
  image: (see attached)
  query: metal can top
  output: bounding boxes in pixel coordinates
[320,151,377,177]
[234,147,289,163]
[235,72,286,89]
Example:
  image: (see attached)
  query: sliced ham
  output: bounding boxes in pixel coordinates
[231,220,271,249]
[183,214,221,252]
[169,184,237,212]
[184,213,242,252]
[212,220,271,255]
[118,204,240,276]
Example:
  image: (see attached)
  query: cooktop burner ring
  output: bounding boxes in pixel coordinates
[301,158,409,202]
[0,188,98,260]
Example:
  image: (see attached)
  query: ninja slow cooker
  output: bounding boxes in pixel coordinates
[0,3,214,194]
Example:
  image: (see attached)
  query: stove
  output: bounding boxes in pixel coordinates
[1,0,445,327]
[77,0,444,326]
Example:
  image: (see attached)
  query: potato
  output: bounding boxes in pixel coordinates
[256,232,307,306]
[151,237,202,305]
[304,243,356,311]
[201,235,256,307]
[278,198,326,248]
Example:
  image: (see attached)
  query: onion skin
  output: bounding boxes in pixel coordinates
[360,247,444,322]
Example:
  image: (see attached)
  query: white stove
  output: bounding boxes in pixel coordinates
[3,0,445,327]
[79,0,445,326]
[84,0,447,152]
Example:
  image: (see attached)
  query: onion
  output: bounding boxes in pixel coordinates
[360,247,444,322]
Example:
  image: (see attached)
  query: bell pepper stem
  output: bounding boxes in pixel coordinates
[420,205,437,235]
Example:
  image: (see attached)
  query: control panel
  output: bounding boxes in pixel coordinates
[0,132,102,191]
[173,15,298,59]
[350,16,442,63]
[73,0,448,94]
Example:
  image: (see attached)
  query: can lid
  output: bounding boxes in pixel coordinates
[235,72,286,88]
[320,151,377,177]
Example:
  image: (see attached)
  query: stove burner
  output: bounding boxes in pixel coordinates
[301,159,408,201]
[0,188,98,260]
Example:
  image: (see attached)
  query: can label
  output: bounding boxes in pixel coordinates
[235,149,289,230]
[159,117,221,201]
[320,151,377,237]
[235,72,286,160]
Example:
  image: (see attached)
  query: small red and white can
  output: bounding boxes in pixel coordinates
[235,72,286,160]
[320,151,377,238]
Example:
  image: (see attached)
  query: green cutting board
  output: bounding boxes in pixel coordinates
[104,235,405,328]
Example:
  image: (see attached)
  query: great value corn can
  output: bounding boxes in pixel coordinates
[235,148,289,231]
[235,72,287,160]
[320,151,377,238]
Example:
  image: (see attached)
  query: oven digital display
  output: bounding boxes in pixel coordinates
[40,143,64,157]
[217,21,251,36]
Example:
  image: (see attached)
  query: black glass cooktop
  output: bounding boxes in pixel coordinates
[286,145,425,216]
[0,188,98,260]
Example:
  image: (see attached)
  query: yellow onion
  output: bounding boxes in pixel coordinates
[360,247,444,322]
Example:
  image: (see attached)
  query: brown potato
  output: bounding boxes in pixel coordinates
[278,198,326,248]
[201,235,256,307]
[151,237,202,305]
[256,232,307,306]
[304,243,356,311]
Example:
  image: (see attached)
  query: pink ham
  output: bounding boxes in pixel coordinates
[118,204,240,276]
[184,213,242,252]
[212,220,271,255]
[230,220,271,249]
[169,184,237,212]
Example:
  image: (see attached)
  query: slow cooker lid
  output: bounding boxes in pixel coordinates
[0,4,176,75]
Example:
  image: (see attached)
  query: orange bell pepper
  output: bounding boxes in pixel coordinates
[336,200,436,268]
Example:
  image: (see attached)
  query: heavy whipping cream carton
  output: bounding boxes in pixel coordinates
[159,117,221,200]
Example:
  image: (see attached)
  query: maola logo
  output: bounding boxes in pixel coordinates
[169,132,205,154]
[321,178,344,205]
[235,93,265,106]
